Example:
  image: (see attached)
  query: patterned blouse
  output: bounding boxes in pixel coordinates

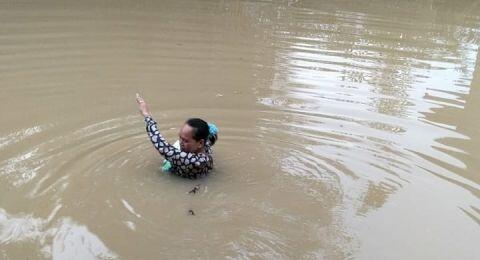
[145,116,213,179]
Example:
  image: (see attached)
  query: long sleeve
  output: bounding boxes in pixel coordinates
[144,116,213,178]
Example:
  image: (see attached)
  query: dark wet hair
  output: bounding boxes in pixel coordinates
[186,118,217,146]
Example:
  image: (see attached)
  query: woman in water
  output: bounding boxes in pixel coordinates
[136,94,217,179]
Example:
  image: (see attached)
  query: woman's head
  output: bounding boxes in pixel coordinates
[179,118,217,153]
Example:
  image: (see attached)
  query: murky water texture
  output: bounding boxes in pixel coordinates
[1,0,479,259]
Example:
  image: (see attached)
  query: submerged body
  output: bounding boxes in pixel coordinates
[136,93,217,179]
[145,116,214,178]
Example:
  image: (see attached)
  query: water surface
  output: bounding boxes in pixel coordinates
[1,0,479,259]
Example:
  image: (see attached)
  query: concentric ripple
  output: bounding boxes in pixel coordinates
[1,0,480,259]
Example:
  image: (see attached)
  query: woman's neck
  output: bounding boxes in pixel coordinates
[194,145,206,154]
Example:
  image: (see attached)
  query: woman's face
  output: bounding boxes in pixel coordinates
[179,124,204,153]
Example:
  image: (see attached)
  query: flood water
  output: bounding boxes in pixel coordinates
[0,0,479,259]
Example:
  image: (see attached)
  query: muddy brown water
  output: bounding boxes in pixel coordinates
[1,0,480,259]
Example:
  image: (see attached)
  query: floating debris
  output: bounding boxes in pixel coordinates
[188,185,200,194]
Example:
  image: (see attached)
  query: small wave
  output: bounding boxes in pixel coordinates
[0,207,117,259]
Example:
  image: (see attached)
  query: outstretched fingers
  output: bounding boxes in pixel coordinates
[136,93,151,117]
[136,93,145,104]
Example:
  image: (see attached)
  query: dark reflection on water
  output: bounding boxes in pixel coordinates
[245,0,480,258]
[0,0,480,259]
[247,0,480,182]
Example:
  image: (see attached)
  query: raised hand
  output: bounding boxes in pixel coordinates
[136,93,151,117]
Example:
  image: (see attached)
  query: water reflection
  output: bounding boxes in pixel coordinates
[245,0,480,256]
[430,48,480,187]
[250,0,480,181]
[0,208,116,259]
[0,0,479,259]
